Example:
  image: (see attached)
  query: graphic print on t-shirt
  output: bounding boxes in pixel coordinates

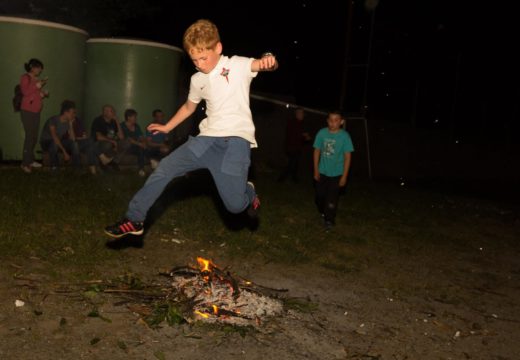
[323,139,336,157]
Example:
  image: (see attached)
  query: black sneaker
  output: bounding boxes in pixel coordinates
[105,218,144,238]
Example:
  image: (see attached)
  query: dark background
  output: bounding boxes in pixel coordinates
[2,0,519,188]
[2,0,516,145]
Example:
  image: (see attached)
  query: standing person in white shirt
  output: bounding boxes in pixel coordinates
[105,18,278,238]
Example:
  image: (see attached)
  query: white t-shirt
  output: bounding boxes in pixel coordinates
[188,55,258,147]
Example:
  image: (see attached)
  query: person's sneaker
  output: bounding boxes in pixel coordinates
[104,218,144,238]
[246,181,260,218]
[150,158,159,170]
[21,164,32,174]
[30,161,42,168]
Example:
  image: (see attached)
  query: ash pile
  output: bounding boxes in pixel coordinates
[168,257,285,327]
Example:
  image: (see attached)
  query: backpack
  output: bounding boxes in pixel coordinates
[12,84,23,112]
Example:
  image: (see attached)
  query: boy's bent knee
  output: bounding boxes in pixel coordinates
[224,199,248,214]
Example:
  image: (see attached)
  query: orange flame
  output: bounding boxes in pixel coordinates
[212,305,219,315]
[197,257,211,272]
[194,310,209,318]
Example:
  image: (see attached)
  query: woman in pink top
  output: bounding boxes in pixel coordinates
[20,58,48,173]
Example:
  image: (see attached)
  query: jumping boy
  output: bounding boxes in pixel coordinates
[105,19,278,238]
[313,110,354,230]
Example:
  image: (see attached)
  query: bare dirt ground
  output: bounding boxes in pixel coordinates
[1,225,519,360]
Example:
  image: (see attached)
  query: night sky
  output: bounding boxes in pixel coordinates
[1,0,517,143]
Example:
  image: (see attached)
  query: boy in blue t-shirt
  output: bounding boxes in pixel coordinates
[313,110,354,230]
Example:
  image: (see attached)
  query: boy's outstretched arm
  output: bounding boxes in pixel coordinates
[147,100,197,134]
[251,53,278,72]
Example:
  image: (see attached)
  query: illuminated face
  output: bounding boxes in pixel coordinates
[64,108,77,122]
[102,106,115,121]
[31,66,43,76]
[326,113,343,132]
[127,114,137,124]
[189,42,222,74]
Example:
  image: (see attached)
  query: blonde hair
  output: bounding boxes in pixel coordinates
[183,19,220,55]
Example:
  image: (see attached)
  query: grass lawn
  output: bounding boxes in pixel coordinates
[1,164,519,359]
[1,165,517,279]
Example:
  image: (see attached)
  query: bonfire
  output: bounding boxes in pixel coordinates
[167,257,285,327]
[72,257,290,328]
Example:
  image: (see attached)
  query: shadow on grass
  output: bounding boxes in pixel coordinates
[105,234,145,249]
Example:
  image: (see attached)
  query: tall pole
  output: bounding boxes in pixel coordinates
[361,7,376,118]
[361,4,376,180]
[339,0,354,111]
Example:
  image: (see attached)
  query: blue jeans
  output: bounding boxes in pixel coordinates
[72,138,97,166]
[126,136,256,221]
[93,139,131,164]
[40,139,79,168]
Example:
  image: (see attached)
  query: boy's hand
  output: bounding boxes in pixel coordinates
[339,176,347,187]
[313,171,320,182]
[255,52,278,71]
[147,123,167,135]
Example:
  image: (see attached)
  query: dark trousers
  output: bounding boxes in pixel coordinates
[21,110,40,166]
[315,174,341,223]
[94,139,131,164]
[40,139,96,168]
[128,144,146,169]
[74,138,97,166]
[40,139,80,168]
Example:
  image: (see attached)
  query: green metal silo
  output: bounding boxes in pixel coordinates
[84,38,183,132]
[0,16,88,160]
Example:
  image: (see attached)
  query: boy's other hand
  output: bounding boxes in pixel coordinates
[147,123,167,135]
